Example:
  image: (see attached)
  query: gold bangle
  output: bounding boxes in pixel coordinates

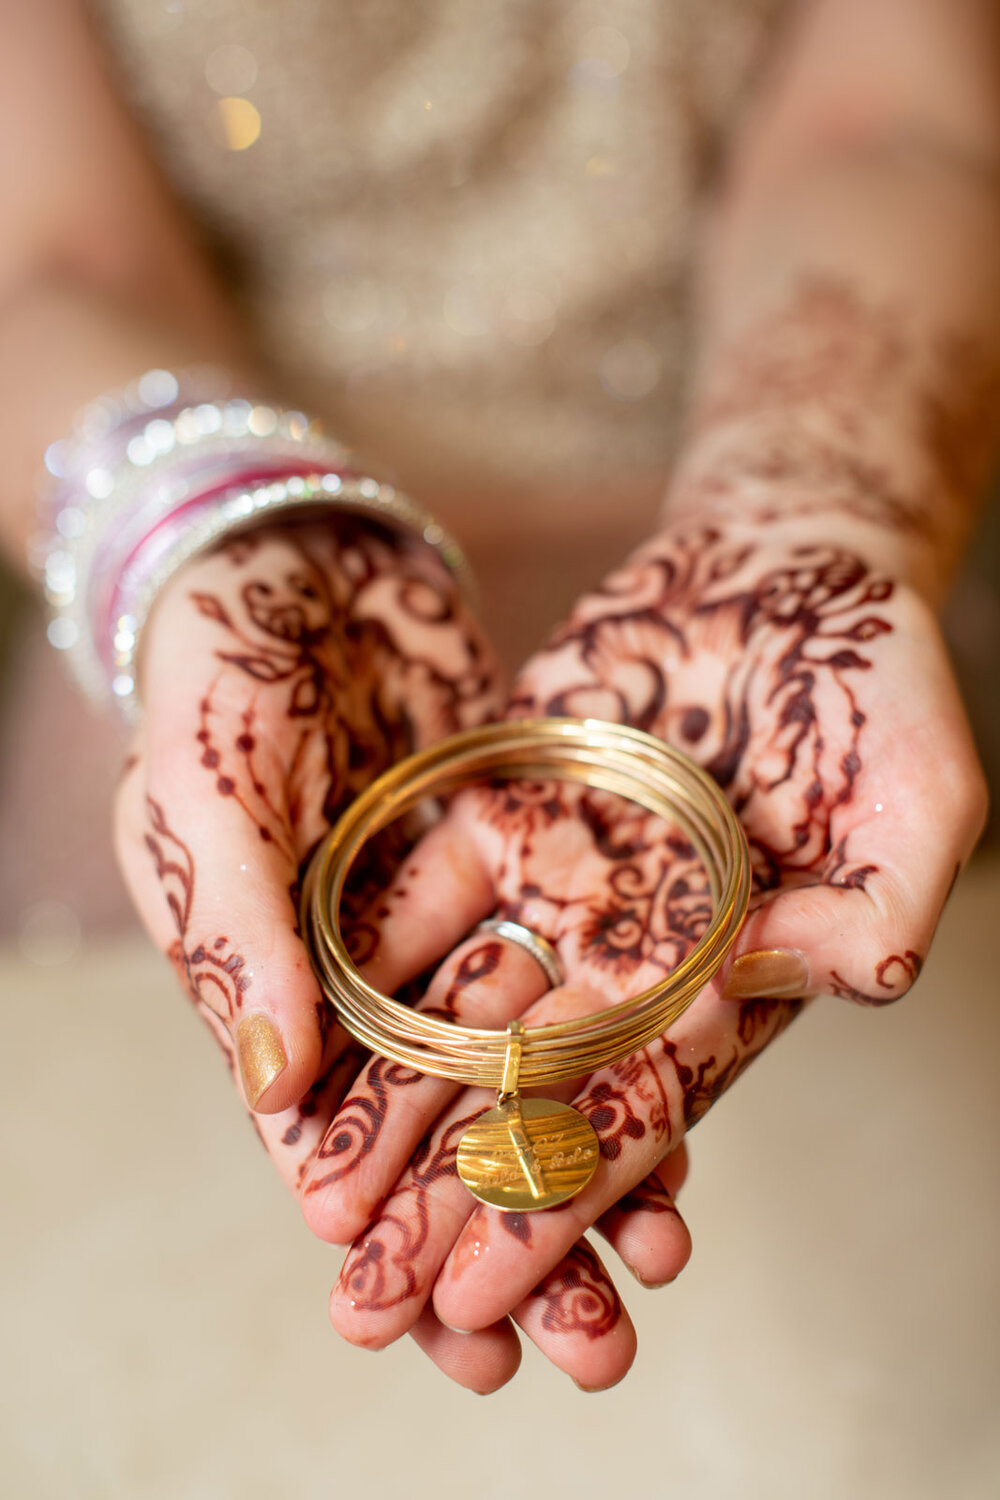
[302,718,751,1211]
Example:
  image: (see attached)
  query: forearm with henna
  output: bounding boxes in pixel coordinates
[667,277,1000,602]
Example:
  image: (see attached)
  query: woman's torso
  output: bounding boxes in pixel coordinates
[92,0,789,651]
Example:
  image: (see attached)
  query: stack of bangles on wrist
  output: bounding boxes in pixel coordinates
[31,366,472,720]
[302,719,751,1212]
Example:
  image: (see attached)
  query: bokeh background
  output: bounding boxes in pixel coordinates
[2,0,1000,1494]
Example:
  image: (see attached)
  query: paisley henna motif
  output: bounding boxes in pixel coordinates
[307,1056,424,1193]
[337,1112,481,1311]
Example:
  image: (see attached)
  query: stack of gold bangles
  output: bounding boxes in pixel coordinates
[303,718,751,1213]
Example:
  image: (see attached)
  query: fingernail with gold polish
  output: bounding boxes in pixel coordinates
[722,948,809,1000]
[237,1013,287,1107]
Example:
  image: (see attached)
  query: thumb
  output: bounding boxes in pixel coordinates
[719,719,987,1006]
[115,727,325,1115]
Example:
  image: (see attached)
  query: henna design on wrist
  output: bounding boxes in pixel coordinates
[532,1242,622,1340]
[679,278,1000,549]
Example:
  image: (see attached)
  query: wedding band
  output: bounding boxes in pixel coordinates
[476,917,564,989]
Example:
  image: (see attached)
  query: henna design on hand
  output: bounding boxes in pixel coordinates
[183,521,501,882]
[512,528,894,901]
[532,1242,622,1340]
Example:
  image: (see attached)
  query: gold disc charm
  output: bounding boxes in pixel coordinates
[456,1096,600,1212]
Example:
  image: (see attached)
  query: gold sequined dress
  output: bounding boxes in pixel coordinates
[94,0,789,631]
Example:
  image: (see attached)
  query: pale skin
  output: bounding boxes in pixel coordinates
[2,0,999,1392]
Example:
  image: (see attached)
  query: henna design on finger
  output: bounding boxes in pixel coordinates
[337,1112,480,1312]
[828,951,923,1005]
[277,1049,363,1189]
[307,1055,424,1193]
[143,797,250,1031]
[435,941,505,1018]
[502,1213,533,1246]
[578,1081,648,1160]
[532,1242,622,1340]
[824,835,879,891]
[196,692,294,859]
[608,1175,681,1219]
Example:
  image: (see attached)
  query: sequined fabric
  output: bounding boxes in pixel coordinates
[91,0,790,532]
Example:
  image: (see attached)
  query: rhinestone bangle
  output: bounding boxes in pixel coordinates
[107,468,473,720]
[33,370,474,718]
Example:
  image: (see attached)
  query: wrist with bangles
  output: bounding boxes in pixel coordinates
[32,365,474,719]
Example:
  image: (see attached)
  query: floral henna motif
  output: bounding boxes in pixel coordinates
[513,529,894,902]
[828,951,923,1005]
[578,1080,648,1161]
[532,1242,622,1340]
[185,522,502,884]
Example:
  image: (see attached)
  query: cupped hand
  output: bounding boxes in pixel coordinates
[302,512,985,1388]
[114,515,694,1391]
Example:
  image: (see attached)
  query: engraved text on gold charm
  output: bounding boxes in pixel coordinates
[456,1096,600,1212]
